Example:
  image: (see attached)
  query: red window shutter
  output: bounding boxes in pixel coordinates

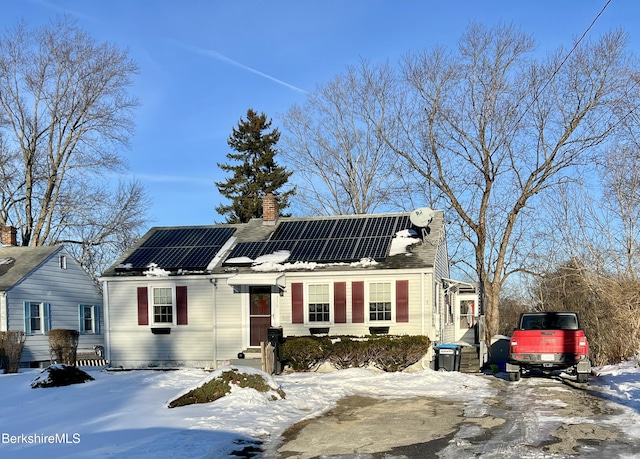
[137,287,149,325]
[352,281,364,323]
[334,282,346,323]
[396,280,409,322]
[292,282,304,324]
[177,286,188,325]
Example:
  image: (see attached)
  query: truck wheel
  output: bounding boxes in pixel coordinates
[576,373,588,383]
[508,371,520,382]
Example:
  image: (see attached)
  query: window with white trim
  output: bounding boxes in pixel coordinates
[308,284,330,323]
[369,282,392,321]
[152,287,174,324]
[30,303,42,332]
[79,304,99,334]
[24,302,51,335]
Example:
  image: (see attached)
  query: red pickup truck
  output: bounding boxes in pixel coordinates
[506,312,591,382]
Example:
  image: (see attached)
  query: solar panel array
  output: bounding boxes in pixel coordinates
[118,227,236,271]
[224,215,411,265]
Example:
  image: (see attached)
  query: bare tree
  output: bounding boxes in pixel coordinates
[376,23,637,340]
[0,17,148,278]
[281,62,407,215]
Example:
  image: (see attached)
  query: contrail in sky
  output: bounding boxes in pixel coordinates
[200,48,308,94]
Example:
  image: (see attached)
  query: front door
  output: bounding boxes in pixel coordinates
[250,286,272,347]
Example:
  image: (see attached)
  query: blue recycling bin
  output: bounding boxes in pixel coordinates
[435,344,461,371]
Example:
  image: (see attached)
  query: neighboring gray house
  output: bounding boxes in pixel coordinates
[0,226,104,367]
[101,194,481,370]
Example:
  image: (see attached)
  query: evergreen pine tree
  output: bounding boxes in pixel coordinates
[215,109,294,223]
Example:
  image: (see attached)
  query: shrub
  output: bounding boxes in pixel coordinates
[280,334,431,372]
[279,336,330,371]
[0,331,25,374]
[326,338,369,369]
[168,368,285,408]
[49,329,80,366]
[30,364,94,388]
[368,335,431,372]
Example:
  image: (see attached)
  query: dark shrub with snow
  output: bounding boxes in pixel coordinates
[0,331,25,374]
[168,367,285,408]
[30,364,94,388]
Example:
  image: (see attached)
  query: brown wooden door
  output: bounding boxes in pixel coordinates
[250,286,271,346]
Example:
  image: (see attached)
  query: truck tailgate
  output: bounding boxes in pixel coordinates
[511,330,588,354]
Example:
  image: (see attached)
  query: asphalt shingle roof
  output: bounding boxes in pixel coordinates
[0,246,61,291]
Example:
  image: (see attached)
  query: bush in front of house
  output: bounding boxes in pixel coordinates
[367,335,431,372]
[168,368,286,408]
[279,335,431,372]
[326,337,369,369]
[279,336,331,371]
[0,331,26,374]
[49,329,80,366]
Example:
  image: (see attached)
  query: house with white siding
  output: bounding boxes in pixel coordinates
[101,194,481,370]
[0,226,104,367]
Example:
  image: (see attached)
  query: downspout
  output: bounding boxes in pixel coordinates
[1,291,7,331]
[102,280,111,364]
[211,278,217,368]
[421,272,425,336]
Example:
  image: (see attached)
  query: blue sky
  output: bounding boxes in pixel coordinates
[2,0,638,229]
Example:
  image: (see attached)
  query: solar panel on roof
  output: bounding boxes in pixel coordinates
[289,239,328,262]
[181,246,222,269]
[300,219,337,240]
[363,216,397,237]
[123,247,163,268]
[332,218,366,239]
[317,237,356,262]
[226,241,267,262]
[197,227,235,246]
[222,214,415,266]
[352,236,392,260]
[119,227,236,271]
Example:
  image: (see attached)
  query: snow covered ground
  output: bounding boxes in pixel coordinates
[0,360,639,458]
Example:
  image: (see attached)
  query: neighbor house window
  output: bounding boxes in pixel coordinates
[31,303,42,332]
[79,304,100,334]
[369,282,391,321]
[59,255,67,269]
[308,284,330,322]
[24,302,51,335]
[152,287,173,324]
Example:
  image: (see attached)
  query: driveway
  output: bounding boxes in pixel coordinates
[263,375,640,458]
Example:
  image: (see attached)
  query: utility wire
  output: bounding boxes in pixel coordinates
[516,0,612,126]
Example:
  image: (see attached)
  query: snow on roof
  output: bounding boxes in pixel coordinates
[143,263,171,277]
[389,229,421,256]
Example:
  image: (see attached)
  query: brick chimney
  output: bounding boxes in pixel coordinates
[1,225,17,246]
[262,192,279,225]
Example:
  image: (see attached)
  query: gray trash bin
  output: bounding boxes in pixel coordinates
[435,344,461,371]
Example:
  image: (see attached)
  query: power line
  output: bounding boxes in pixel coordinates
[517,0,613,126]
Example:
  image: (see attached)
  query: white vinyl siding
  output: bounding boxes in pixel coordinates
[105,278,221,368]
[280,271,429,338]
